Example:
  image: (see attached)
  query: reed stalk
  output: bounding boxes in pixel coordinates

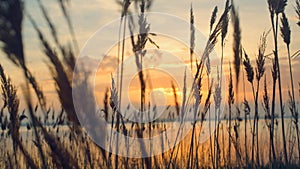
[228,63,234,167]
[280,12,300,163]
[268,0,289,164]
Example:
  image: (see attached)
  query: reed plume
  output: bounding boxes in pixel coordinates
[268,0,289,164]
[190,4,195,70]
[220,0,230,83]
[243,51,254,84]
[280,13,291,46]
[231,1,242,92]
[0,0,46,110]
[128,1,158,168]
[215,2,229,167]
[27,11,80,130]
[0,64,20,168]
[256,32,268,167]
[23,83,80,169]
[0,64,39,169]
[210,6,218,33]
[296,0,300,26]
[281,11,300,164]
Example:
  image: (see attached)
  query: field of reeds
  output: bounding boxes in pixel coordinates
[0,0,300,168]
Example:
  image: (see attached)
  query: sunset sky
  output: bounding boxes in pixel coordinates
[0,0,299,115]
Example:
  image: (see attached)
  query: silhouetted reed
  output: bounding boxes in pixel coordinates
[0,0,46,111]
[296,0,300,26]
[0,0,299,168]
[268,0,289,165]
[231,1,241,92]
[228,63,234,167]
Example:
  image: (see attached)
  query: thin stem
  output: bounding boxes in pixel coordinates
[275,13,289,165]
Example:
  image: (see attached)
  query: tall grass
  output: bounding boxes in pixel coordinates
[268,0,289,164]
[0,0,299,168]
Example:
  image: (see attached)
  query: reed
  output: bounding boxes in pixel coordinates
[268,0,289,165]
[190,4,195,70]
[0,0,300,168]
[280,12,300,163]
[23,84,80,169]
[296,0,300,26]
[57,0,79,53]
[271,55,279,164]
[233,107,242,168]
[255,32,267,167]
[128,1,158,168]
[231,1,241,92]
[0,64,20,168]
[0,0,46,111]
[0,64,40,169]
[263,75,275,167]
[227,63,234,167]
[215,1,229,168]
[209,6,218,168]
